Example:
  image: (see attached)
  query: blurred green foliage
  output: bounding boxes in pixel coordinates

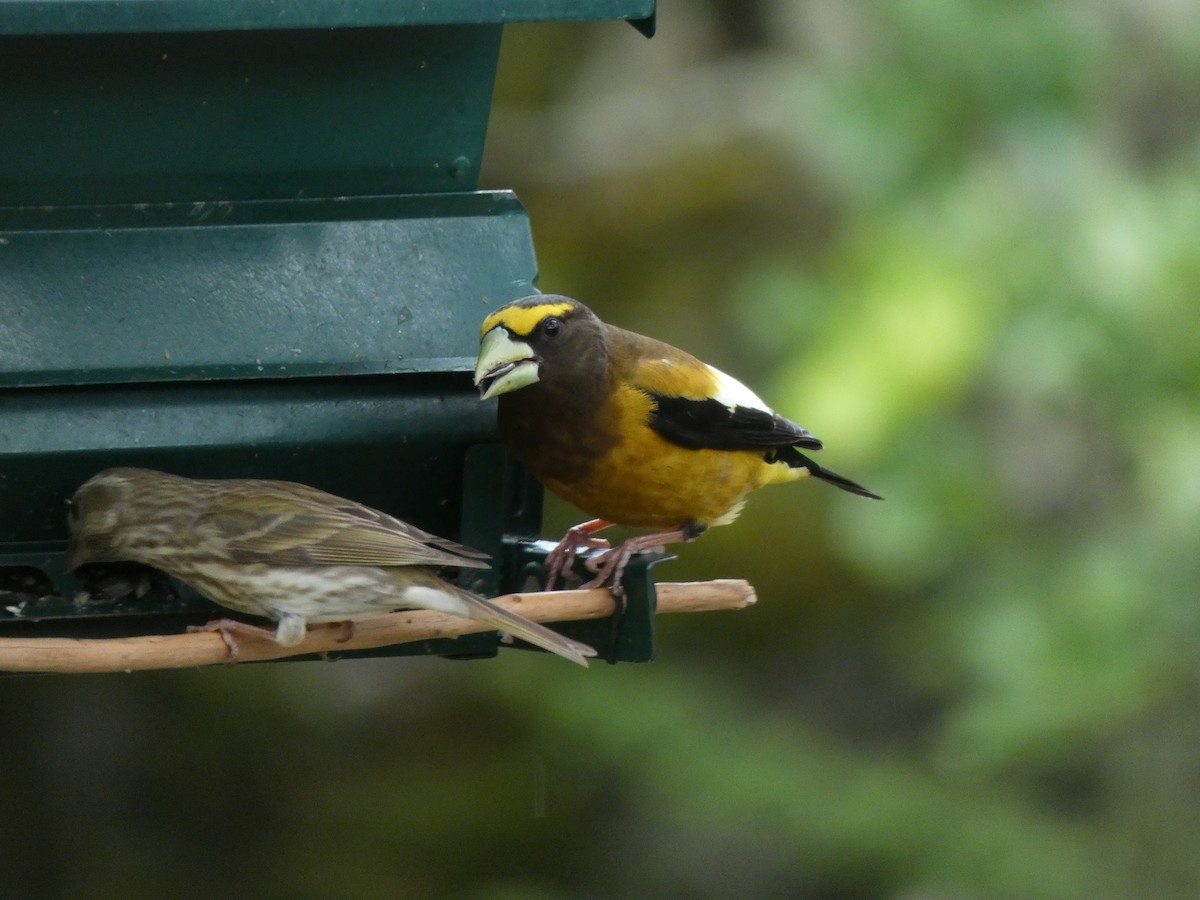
[4,1,1200,897]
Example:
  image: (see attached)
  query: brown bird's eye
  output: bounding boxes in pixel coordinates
[541,317,562,338]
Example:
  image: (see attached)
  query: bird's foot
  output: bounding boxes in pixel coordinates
[188,617,278,662]
[544,519,614,590]
[581,544,637,597]
[581,526,701,596]
[580,527,698,664]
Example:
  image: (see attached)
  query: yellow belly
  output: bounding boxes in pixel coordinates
[543,389,802,530]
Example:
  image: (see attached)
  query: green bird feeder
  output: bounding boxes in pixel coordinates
[0,0,659,664]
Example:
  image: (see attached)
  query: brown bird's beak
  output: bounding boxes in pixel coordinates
[474,328,540,400]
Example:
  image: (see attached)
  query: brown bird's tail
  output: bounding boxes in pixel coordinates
[775,447,883,500]
[452,585,597,667]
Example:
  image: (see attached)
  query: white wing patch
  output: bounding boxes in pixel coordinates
[706,364,773,414]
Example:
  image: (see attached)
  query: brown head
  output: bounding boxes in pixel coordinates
[66,468,192,570]
[474,296,624,482]
[473,295,615,405]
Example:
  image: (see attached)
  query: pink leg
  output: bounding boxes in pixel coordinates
[187,617,277,662]
[545,519,614,590]
[583,527,703,596]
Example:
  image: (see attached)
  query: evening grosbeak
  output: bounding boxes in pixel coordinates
[473,295,881,590]
[67,468,595,665]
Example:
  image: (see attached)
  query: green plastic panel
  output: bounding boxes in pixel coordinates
[0,26,502,205]
[0,192,535,387]
[0,1,656,35]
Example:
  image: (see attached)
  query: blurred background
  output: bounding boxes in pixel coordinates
[4,1,1200,896]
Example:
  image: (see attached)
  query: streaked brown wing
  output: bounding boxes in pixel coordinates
[194,479,490,569]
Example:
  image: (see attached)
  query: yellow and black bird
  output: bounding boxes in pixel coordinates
[473,295,881,590]
[67,468,596,666]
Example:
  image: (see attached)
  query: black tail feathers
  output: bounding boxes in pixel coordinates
[773,447,883,500]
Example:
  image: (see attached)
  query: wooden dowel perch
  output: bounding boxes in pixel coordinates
[0,580,756,674]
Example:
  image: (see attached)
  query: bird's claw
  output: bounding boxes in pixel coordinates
[581,529,692,597]
[188,618,249,661]
[579,546,635,597]
[544,520,613,590]
[188,617,277,662]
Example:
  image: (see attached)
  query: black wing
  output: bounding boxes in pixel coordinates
[647,394,824,452]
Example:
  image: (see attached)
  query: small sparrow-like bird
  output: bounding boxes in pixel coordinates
[67,467,595,666]
[474,295,880,589]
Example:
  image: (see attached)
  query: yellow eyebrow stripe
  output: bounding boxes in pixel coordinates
[481,301,576,338]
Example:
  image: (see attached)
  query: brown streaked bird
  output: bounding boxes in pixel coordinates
[473,295,881,591]
[66,468,595,666]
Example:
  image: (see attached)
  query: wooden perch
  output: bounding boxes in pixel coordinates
[0,579,756,674]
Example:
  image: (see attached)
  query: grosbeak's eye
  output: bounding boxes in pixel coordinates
[541,317,562,338]
[67,498,80,525]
